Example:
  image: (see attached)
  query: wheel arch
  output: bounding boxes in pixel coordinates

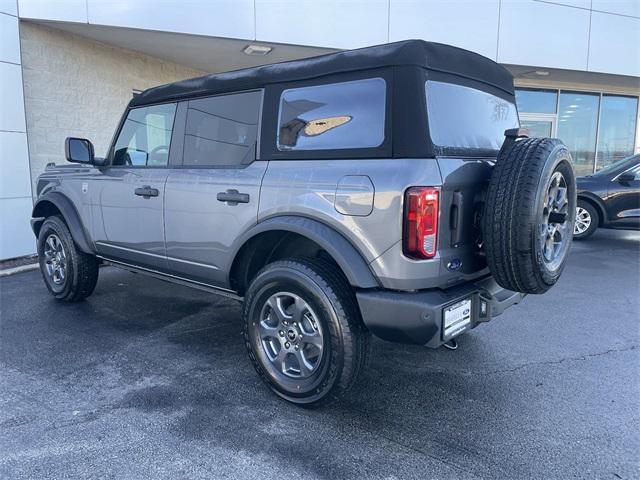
[577,194,606,227]
[229,216,379,295]
[31,192,94,254]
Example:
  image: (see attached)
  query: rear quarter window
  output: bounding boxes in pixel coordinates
[277,77,386,151]
[426,81,519,151]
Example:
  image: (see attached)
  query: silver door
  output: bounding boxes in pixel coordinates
[94,168,169,270]
[164,90,264,288]
[165,163,267,286]
[94,102,177,270]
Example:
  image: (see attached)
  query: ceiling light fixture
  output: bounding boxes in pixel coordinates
[243,44,273,56]
[534,70,549,76]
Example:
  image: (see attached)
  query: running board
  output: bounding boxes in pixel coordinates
[97,256,243,302]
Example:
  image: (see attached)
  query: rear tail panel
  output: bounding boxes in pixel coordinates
[436,157,494,285]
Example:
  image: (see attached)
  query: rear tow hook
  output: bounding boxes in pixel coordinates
[443,339,458,350]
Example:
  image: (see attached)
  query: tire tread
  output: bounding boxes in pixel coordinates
[483,137,574,294]
[242,257,370,407]
[38,216,99,302]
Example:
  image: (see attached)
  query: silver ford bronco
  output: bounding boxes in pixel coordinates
[31,40,576,406]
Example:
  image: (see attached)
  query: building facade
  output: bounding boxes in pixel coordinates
[1,0,639,260]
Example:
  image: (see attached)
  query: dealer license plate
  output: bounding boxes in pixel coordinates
[443,299,472,338]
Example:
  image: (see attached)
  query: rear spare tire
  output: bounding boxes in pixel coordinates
[483,137,576,294]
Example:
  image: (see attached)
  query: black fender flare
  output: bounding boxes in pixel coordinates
[229,216,379,289]
[31,192,94,254]
[577,193,607,226]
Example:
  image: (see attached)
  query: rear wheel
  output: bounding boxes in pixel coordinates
[37,216,99,302]
[242,258,369,407]
[573,200,599,240]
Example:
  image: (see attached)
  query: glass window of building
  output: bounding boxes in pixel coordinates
[515,88,557,146]
[596,95,639,170]
[516,87,639,176]
[520,119,553,138]
[515,88,557,114]
[556,92,600,176]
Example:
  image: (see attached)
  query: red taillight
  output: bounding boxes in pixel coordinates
[403,187,439,259]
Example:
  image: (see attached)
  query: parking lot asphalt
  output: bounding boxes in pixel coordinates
[1,229,639,480]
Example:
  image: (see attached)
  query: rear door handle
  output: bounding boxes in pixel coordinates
[217,189,250,206]
[134,185,159,198]
[450,191,464,247]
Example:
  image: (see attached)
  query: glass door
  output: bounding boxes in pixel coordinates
[520,115,556,138]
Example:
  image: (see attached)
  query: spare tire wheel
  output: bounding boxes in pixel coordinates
[483,137,576,294]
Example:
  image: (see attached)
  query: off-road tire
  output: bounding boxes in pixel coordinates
[483,137,576,294]
[573,199,599,240]
[242,257,370,407]
[37,216,99,302]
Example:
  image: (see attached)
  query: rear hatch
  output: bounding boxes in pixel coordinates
[436,157,494,284]
[424,79,519,285]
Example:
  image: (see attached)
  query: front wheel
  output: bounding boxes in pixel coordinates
[242,258,370,407]
[37,216,99,302]
[574,200,599,240]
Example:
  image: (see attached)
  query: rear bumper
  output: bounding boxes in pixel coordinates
[356,276,525,347]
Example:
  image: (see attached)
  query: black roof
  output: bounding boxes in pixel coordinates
[130,39,514,107]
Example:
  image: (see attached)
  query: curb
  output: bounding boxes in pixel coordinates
[0,263,39,278]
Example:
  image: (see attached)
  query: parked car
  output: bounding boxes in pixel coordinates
[31,40,576,406]
[574,154,640,240]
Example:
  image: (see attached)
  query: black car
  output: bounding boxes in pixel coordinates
[574,154,640,239]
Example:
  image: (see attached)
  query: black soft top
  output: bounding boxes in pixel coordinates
[131,39,514,107]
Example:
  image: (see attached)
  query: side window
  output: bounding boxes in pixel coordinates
[277,77,386,151]
[183,90,261,167]
[112,103,177,167]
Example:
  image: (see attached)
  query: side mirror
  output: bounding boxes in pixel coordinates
[65,137,94,164]
[617,172,635,183]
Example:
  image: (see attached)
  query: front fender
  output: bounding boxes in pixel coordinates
[31,192,94,254]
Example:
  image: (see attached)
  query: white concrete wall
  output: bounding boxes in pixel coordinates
[0,0,34,260]
[17,0,640,77]
[497,0,591,71]
[20,22,204,195]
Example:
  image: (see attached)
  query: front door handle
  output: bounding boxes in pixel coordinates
[134,185,159,198]
[217,189,250,206]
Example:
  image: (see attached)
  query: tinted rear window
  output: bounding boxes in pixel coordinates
[277,78,386,151]
[425,81,518,151]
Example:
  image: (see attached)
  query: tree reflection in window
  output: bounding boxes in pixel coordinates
[280,112,353,147]
[277,78,386,151]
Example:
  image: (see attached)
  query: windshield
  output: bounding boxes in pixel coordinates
[425,81,519,152]
[593,154,639,176]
